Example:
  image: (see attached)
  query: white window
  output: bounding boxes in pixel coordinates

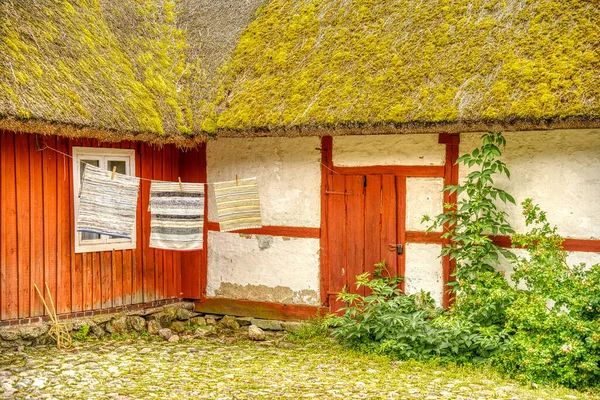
[72,147,137,253]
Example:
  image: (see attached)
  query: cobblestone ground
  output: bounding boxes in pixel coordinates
[0,336,597,399]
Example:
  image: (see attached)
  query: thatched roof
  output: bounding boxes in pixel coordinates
[213,0,600,136]
[0,0,225,146]
[2,0,599,142]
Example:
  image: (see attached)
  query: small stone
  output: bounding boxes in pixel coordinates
[0,328,21,341]
[147,320,161,335]
[139,348,152,354]
[171,321,186,333]
[281,321,304,332]
[234,317,253,326]
[175,308,191,320]
[106,316,127,334]
[195,325,217,337]
[31,378,46,389]
[91,324,106,338]
[205,318,217,325]
[127,316,146,332]
[168,335,180,343]
[61,370,76,377]
[219,315,240,331]
[248,325,266,341]
[91,313,114,325]
[150,312,173,328]
[203,314,223,320]
[250,318,282,331]
[158,328,173,340]
[190,317,206,326]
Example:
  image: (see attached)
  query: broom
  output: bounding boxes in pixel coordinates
[33,283,72,349]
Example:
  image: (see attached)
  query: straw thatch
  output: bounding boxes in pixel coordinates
[213,0,600,136]
[0,0,213,146]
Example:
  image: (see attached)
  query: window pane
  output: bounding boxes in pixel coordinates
[107,160,127,175]
[80,160,101,240]
[80,160,99,183]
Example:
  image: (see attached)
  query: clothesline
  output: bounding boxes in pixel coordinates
[38,142,341,184]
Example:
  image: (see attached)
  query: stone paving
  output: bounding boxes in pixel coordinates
[0,336,597,399]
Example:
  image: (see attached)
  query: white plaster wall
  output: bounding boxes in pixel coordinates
[404,243,444,306]
[206,137,321,227]
[459,129,600,240]
[333,134,445,166]
[207,231,321,305]
[406,177,445,232]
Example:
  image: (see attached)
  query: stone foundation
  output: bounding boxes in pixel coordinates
[0,302,305,349]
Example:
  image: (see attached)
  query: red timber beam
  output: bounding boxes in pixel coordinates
[194,298,327,321]
[206,222,320,239]
[319,136,333,307]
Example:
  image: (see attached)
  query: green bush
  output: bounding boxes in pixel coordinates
[495,200,600,388]
[331,262,507,364]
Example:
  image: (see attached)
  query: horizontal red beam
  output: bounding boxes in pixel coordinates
[404,232,600,253]
[333,165,445,177]
[194,298,328,321]
[206,222,320,239]
[406,231,443,244]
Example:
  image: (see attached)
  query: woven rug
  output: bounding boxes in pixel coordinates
[214,177,263,232]
[149,181,205,250]
[77,164,140,239]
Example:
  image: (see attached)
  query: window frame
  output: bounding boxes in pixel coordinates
[72,147,137,253]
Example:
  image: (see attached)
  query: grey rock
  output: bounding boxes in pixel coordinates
[147,320,161,335]
[125,309,146,317]
[189,317,206,326]
[139,348,152,354]
[91,313,114,325]
[168,335,180,343]
[171,321,186,333]
[32,335,55,346]
[175,308,192,320]
[219,315,240,331]
[90,324,105,338]
[181,302,194,311]
[234,317,253,326]
[127,316,146,332]
[150,312,174,328]
[20,324,49,340]
[110,316,127,334]
[203,314,223,320]
[251,318,283,331]
[205,318,217,325]
[281,321,304,333]
[248,325,266,341]
[195,325,217,337]
[142,306,165,316]
[69,319,90,331]
[158,328,173,340]
[0,328,20,341]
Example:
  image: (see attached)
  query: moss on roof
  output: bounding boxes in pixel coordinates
[0,0,205,145]
[214,0,600,134]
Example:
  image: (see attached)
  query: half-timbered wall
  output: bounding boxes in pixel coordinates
[0,130,206,321]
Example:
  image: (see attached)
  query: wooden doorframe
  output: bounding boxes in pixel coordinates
[319,134,460,309]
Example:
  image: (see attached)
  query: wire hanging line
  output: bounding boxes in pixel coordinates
[36,138,340,186]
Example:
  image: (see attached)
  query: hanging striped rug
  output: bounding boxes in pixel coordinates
[77,164,140,239]
[214,177,263,232]
[149,181,205,250]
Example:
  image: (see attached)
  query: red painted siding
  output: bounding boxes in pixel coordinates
[0,130,206,321]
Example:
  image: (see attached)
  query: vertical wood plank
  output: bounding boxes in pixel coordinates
[364,175,382,281]
[153,146,164,300]
[198,144,207,301]
[69,140,83,313]
[92,252,101,310]
[42,136,58,317]
[326,174,347,313]
[0,132,18,320]
[15,134,31,318]
[344,176,365,297]
[121,143,134,304]
[134,142,144,304]
[56,137,72,314]
[162,145,173,298]
[79,139,94,311]
[380,175,397,277]
[29,134,45,317]
[101,251,112,309]
[396,176,407,292]
[112,250,123,307]
[141,143,154,302]
[172,146,182,299]
[319,136,333,306]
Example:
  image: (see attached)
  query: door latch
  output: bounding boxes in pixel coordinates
[388,243,403,255]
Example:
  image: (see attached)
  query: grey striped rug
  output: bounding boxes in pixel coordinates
[214,177,262,232]
[149,181,205,250]
[77,164,140,239]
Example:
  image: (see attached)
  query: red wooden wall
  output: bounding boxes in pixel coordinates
[0,130,206,321]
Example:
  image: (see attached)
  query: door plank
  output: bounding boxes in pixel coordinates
[344,176,366,296]
[396,176,407,292]
[364,175,382,281]
[326,174,347,313]
[380,175,397,277]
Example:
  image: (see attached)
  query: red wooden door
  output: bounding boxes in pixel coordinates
[326,174,403,312]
